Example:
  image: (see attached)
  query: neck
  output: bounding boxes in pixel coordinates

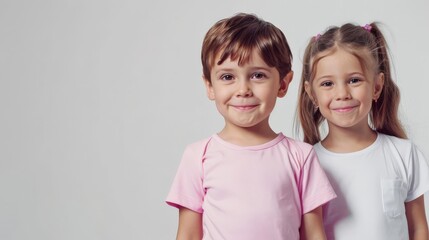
[322,123,377,153]
[218,121,278,146]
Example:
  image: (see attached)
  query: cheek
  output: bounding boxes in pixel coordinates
[259,85,280,98]
[309,84,323,101]
[313,91,329,104]
[356,88,373,102]
[211,86,229,98]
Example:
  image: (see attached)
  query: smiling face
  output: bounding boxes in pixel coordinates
[205,50,292,133]
[305,48,384,133]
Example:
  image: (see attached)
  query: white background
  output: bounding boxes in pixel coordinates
[1,0,428,239]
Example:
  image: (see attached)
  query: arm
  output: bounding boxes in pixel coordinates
[176,207,203,240]
[405,195,429,240]
[300,206,327,240]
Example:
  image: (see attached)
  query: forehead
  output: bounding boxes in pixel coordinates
[315,49,363,75]
[312,46,377,80]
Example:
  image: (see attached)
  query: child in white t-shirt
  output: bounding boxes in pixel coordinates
[297,22,429,239]
[166,13,336,240]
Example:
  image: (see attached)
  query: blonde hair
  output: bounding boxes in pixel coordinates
[296,22,407,144]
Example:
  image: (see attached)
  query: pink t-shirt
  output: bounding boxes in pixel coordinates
[166,133,336,240]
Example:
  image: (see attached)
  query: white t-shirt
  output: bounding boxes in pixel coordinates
[314,133,429,240]
[166,133,336,240]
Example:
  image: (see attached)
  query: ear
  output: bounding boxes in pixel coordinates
[373,72,384,101]
[204,76,215,100]
[304,81,317,105]
[278,71,293,98]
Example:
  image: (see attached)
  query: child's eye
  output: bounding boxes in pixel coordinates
[251,72,266,80]
[349,77,361,84]
[220,74,234,81]
[321,81,333,87]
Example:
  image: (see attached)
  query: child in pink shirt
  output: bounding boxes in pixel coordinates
[166,13,336,240]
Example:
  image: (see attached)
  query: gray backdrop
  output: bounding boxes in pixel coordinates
[1,0,428,239]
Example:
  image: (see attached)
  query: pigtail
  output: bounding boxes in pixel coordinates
[369,23,407,139]
[295,37,326,145]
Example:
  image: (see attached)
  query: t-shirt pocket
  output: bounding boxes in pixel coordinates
[380,178,406,218]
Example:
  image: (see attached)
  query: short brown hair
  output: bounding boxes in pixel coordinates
[201,13,292,82]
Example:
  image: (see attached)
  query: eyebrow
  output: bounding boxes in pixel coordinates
[213,68,235,75]
[315,71,365,80]
[314,75,333,81]
[248,66,272,71]
[348,72,365,76]
[213,65,273,73]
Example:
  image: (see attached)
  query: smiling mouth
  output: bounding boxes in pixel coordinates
[232,105,258,111]
[333,106,356,112]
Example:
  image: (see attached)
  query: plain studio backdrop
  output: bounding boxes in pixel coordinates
[1,0,428,239]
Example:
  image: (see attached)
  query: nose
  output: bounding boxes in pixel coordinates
[236,80,253,97]
[335,84,351,100]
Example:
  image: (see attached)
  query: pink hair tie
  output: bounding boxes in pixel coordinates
[314,33,321,41]
[362,24,372,32]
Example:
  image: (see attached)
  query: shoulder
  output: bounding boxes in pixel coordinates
[279,135,316,162]
[377,133,426,167]
[186,136,213,150]
[378,133,414,153]
[174,137,214,177]
[281,135,314,152]
[183,136,214,157]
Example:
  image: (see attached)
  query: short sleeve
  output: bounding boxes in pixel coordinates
[300,148,337,214]
[405,143,429,202]
[165,140,208,213]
